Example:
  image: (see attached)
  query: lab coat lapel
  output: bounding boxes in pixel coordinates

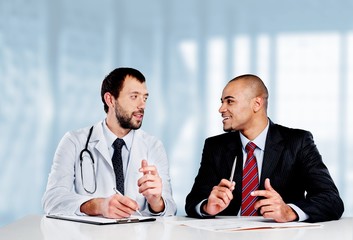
[89,122,112,167]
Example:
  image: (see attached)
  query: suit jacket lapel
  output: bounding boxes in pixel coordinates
[223,132,243,213]
[260,121,284,188]
[224,132,243,177]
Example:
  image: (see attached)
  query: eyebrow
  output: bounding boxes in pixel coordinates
[130,91,149,97]
[221,96,235,101]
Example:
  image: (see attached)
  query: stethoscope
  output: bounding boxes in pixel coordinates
[79,126,97,194]
[79,125,135,194]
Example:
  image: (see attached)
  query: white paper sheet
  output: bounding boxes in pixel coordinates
[175,217,322,232]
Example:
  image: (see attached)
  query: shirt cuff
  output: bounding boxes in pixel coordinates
[287,203,309,221]
[148,198,167,216]
[195,199,212,217]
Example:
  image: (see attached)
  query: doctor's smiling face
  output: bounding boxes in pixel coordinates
[114,75,149,130]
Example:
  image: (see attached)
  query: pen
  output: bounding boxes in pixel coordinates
[113,188,143,216]
[229,156,237,182]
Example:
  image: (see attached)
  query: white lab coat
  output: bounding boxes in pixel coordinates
[42,121,177,216]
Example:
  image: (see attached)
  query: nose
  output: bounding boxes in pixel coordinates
[138,97,146,110]
[219,103,226,113]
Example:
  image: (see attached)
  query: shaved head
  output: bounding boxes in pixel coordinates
[228,74,269,110]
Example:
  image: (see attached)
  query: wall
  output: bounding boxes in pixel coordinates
[1,0,352,226]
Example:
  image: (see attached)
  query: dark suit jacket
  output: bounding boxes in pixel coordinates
[185,120,344,222]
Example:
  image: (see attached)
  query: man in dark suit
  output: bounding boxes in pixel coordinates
[185,74,344,223]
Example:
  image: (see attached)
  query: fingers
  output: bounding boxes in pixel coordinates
[137,160,164,212]
[207,194,228,211]
[264,178,273,191]
[211,179,235,205]
[213,179,236,204]
[141,159,148,167]
[250,178,296,222]
[252,178,279,210]
[257,201,297,222]
[204,179,235,215]
[138,160,162,197]
[139,160,157,175]
[212,186,233,203]
[141,159,148,169]
[138,160,160,189]
[138,174,162,196]
[106,194,139,218]
[218,179,236,191]
[251,178,275,198]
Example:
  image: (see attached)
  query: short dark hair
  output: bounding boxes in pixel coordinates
[101,67,146,113]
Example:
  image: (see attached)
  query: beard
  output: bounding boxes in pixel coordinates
[114,102,143,130]
[223,126,232,133]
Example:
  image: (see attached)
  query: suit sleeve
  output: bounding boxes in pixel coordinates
[292,131,344,222]
[185,138,224,217]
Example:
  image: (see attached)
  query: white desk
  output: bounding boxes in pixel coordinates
[0,215,352,240]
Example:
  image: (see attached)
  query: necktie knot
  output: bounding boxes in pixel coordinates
[113,138,125,150]
[245,142,256,154]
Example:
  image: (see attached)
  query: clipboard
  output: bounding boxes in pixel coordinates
[46,214,156,225]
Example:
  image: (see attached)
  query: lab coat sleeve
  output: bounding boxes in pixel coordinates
[42,131,92,215]
[144,137,177,216]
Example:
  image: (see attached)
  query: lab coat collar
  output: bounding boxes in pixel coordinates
[102,119,134,153]
[88,121,111,166]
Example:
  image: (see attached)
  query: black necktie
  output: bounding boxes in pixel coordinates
[112,138,125,194]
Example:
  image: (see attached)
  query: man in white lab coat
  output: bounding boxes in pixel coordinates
[42,67,177,218]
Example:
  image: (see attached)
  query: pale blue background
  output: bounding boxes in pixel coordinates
[1,0,353,227]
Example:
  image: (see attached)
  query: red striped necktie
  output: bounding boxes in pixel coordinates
[241,142,259,216]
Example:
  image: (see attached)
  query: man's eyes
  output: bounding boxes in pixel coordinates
[130,95,148,101]
[221,99,234,104]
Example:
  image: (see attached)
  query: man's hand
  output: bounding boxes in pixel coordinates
[138,160,164,213]
[252,178,298,222]
[80,194,140,219]
[203,179,235,216]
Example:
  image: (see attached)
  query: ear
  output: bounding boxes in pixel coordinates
[104,92,115,110]
[253,96,263,112]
